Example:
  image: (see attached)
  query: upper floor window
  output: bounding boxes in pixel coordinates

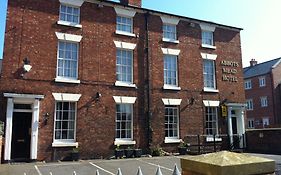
[114,7,136,37]
[116,49,133,83]
[260,96,268,107]
[55,32,82,84]
[259,76,266,87]
[164,55,178,87]
[163,24,177,41]
[244,79,252,90]
[202,53,217,92]
[117,16,133,33]
[200,24,216,49]
[246,99,253,110]
[59,4,80,24]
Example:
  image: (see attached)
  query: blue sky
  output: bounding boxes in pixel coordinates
[1,0,281,67]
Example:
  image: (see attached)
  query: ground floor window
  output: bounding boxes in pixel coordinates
[164,106,179,138]
[54,102,76,141]
[205,107,218,135]
[115,104,133,140]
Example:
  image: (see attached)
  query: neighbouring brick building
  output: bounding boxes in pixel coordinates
[0,0,245,162]
[244,58,281,129]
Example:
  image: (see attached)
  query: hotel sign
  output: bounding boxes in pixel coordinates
[221,60,239,82]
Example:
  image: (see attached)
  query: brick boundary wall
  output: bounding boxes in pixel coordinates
[246,128,281,154]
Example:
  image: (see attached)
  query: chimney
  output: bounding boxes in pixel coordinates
[120,0,142,7]
[250,59,258,67]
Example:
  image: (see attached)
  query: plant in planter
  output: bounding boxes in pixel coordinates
[134,148,142,158]
[124,146,134,158]
[71,146,80,161]
[115,144,124,159]
[178,140,188,155]
[151,145,164,156]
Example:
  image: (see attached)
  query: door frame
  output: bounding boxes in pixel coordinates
[4,93,44,161]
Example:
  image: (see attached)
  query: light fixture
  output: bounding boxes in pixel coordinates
[95,92,102,101]
[23,57,32,72]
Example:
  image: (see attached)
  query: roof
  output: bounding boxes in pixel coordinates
[243,58,281,79]
[96,0,243,31]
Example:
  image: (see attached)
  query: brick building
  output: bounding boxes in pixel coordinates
[244,58,281,129]
[0,0,245,162]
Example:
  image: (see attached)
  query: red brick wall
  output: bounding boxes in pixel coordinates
[246,129,281,154]
[0,0,244,161]
[245,73,275,127]
[120,0,142,7]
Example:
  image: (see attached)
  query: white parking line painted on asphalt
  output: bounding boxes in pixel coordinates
[34,165,43,175]
[89,162,115,175]
[38,162,82,167]
[136,159,173,171]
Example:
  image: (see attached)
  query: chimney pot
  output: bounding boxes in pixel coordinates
[120,0,142,7]
[250,59,258,67]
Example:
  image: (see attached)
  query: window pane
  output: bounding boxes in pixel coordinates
[116,49,133,83]
[164,106,179,138]
[115,104,133,139]
[164,55,178,86]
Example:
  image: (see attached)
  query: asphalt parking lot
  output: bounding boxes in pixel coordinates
[0,153,280,175]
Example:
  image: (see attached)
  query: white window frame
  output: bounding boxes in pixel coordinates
[116,49,134,84]
[246,99,253,111]
[259,76,266,87]
[205,107,218,136]
[260,96,268,107]
[200,23,216,49]
[163,54,179,88]
[113,96,136,145]
[202,53,218,92]
[114,7,136,37]
[244,79,252,90]
[114,41,136,88]
[262,118,269,127]
[248,118,255,129]
[164,106,180,143]
[55,32,82,84]
[160,16,180,43]
[52,93,81,147]
[57,0,84,28]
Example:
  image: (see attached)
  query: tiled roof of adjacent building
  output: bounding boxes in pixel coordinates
[243,58,281,79]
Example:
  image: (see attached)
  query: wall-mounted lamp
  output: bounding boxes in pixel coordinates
[23,57,32,72]
[95,92,102,101]
[42,112,50,125]
[187,97,195,105]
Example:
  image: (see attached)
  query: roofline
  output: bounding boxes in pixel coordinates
[87,0,243,32]
[272,58,281,69]
[243,57,281,70]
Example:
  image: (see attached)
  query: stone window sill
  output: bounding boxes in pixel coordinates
[206,137,222,142]
[55,78,81,84]
[201,44,216,49]
[52,142,79,147]
[162,38,179,44]
[114,140,136,145]
[116,30,136,37]
[57,20,82,28]
[115,81,137,88]
[164,138,181,144]
[203,87,219,93]
[163,85,181,91]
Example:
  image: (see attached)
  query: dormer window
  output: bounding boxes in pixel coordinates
[160,16,180,43]
[200,23,216,49]
[57,0,84,28]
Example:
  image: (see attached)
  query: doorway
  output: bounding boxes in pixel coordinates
[11,112,32,161]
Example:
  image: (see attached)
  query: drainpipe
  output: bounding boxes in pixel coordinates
[144,12,152,148]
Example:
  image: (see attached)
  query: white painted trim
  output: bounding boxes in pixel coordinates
[115,30,136,37]
[163,85,181,91]
[200,23,216,32]
[203,100,220,107]
[55,77,81,84]
[113,96,137,104]
[162,98,182,106]
[203,87,219,93]
[57,21,82,28]
[59,0,84,7]
[160,16,180,25]
[161,48,180,56]
[52,93,82,102]
[114,41,136,50]
[162,38,179,44]
[201,53,217,60]
[55,32,82,42]
[31,99,40,159]
[114,140,136,145]
[52,142,79,147]
[114,7,136,17]
[206,137,222,142]
[164,138,181,144]
[272,59,281,68]
[201,44,216,50]
[4,93,44,99]
[4,98,13,160]
[115,81,137,88]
